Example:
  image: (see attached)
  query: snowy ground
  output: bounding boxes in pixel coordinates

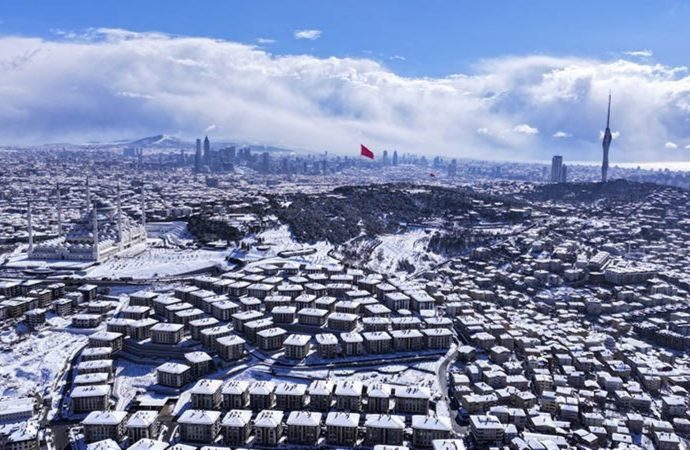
[0,329,87,398]
[87,246,235,279]
[146,221,195,248]
[243,226,336,266]
[113,360,158,410]
[359,229,443,277]
[276,360,441,392]
[343,365,439,392]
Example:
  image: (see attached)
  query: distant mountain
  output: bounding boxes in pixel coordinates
[126,134,190,148]
[34,134,307,154]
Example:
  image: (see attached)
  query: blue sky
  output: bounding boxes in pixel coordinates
[1,1,690,161]
[2,0,688,76]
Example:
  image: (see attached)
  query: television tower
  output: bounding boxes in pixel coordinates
[602,92,612,183]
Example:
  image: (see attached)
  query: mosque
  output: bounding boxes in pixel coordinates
[28,179,147,262]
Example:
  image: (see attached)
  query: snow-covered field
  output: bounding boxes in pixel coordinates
[243,226,336,266]
[363,229,443,277]
[0,330,87,398]
[344,365,439,392]
[113,360,158,410]
[87,247,234,279]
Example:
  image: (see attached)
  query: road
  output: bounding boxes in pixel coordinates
[434,344,463,434]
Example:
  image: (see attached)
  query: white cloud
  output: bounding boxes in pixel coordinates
[599,130,621,140]
[294,29,321,40]
[0,28,690,162]
[552,131,572,138]
[624,49,653,58]
[665,141,678,149]
[513,124,539,135]
[116,91,153,100]
[205,124,217,133]
[256,37,275,45]
[390,55,406,61]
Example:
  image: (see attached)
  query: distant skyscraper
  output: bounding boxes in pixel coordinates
[448,158,458,177]
[195,138,202,173]
[602,93,613,183]
[551,155,564,183]
[261,152,270,173]
[392,150,398,166]
[382,150,389,166]
[203,136,211,165]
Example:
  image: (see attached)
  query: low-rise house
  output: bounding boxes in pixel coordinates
[221,410,252,446]
[395,386,431,414]
[367,384,392,413]
[177,410,221,444]
[412,414,453,448]
[365,414,405,446]
[82,411,128,443]
[325,412,360,446]
[275,383,307,411]
[184,352,213,379]
[156,362,190,388]
[72,385,111,413]
[125,411,159,442]
[216,335,245,361]
[150,323,185,345]
[335,380,364,411]
[190,379,223,410]
[256,327,287,351]
[286,411,322,445]
[284,334,311,360]
[249,381,275,411]
[308,380,334,411]
[222,381,249,410]
[254,409,284,446]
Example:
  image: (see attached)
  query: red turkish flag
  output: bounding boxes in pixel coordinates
[360,144,374,159]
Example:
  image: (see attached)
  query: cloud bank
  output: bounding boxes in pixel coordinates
[1,28,690,161]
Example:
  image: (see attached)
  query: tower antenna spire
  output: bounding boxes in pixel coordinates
[601,91,613,183]
[606,90,612,128]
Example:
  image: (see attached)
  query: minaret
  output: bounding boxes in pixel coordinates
[27,201,34,254]
[85,177,91,211]
[117,182,123,251]
[56,184,63,237]
[92,202,99,261]
[140,183,147,240]
[602,92,612,183]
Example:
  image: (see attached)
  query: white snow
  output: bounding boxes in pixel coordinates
[0,330,87,398]
[87,246,235,279]
[112,360,158,410]
[243,226,336,266]
[363,229,443,277]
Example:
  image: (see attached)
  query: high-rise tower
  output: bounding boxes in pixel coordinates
[203,136,210,165]
[602,93,612,183]
[195,138,202,173]
[551,155,563,183]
